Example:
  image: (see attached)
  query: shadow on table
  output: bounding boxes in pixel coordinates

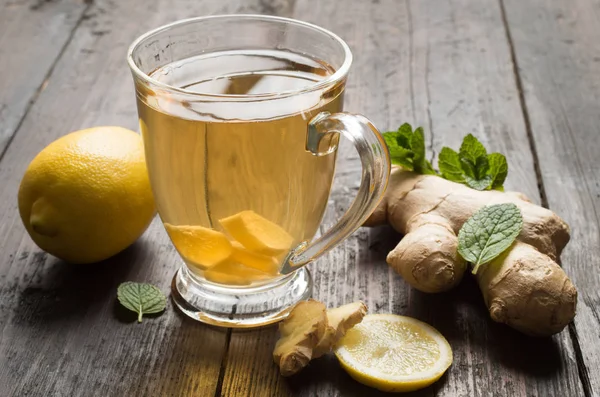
[403,274,565,379]
[150,306,229,397]
[11,239,144,325]
[286,353,444,396]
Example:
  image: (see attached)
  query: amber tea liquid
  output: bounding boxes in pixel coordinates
[137,50,344,284]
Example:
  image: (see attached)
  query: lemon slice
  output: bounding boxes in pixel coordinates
[334,314,452,393]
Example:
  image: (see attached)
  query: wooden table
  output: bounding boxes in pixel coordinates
[1,0,598,395]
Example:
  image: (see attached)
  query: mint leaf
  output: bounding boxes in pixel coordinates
[457,203,523,274]
[454,135,497,190]
[410,127,436,174]
[459,134,487,164]
[383,123,434,173]
[460,157,476,179]
[411,127,426,166]
[474,156,490,178]
[438,147,464,182]
[464,174,493,190]
[463,156,492,190]
[397,123,414,148]
[117,282,167,323]
[488,153,508,190]
[421,160,437,175]
[383,133,414,169]
[381,125,510,188]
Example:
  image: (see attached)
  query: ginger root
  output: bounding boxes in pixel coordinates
[219,210,293,255]
[365,169,577,336]
[273,300,367,376]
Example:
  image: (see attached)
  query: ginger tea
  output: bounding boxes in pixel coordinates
[137,50,343,285]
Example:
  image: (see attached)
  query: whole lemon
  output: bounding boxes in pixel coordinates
[18,126,156,264]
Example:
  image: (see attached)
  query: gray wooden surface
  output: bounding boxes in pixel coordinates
[0,0,597,396]
[0,0,88,153]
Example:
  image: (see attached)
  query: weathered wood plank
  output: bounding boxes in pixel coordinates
[0,0,262,396]
[407,0,583,395]
[0,221,228,397]
[0,0,593,396]
[0,0,87,157]
[409,0,541,197]
[220,0,584,396]
[503,0,600,395]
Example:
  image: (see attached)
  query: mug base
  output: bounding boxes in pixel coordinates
[171,266,312,328]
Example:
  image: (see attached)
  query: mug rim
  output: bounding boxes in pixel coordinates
[127,14,353,100]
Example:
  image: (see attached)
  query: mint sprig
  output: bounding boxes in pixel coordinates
[117,282,167,323]
[487,153,508,191]
[383,123,436,175]
[439,134,507,191]
[383,124,509,191]
[457,203,523,274]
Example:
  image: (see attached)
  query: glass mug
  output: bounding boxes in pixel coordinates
[128,15,390,327]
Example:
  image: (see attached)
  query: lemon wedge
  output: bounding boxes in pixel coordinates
[334,314,452,393]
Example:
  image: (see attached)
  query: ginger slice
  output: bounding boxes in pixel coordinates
[273,300,327,377]
[273,299,368,376]
[231,242,279,274]
[313,301,368,357]
[204,270,251,286]
[219,210,293,255]
[204,260,273,286]
[164,223,232,268]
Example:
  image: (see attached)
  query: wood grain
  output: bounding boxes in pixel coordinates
[503,0,600,395]
[407,0,584,395]
[0,0,87,156]
[219,0,584,396]
[0,0,594,396]
[0,0,262,396]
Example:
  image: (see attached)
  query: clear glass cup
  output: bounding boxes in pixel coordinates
[128,15,390,328]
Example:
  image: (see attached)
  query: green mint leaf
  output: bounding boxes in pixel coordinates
[421,160,437,175]
[411,127,430,173]
[438,147,465,182]
[460,157,476,178]
[383,132,414,170]
[457,203,523,274]
[488,153,508,190]
[396,123,414,148]
[383,132,399,149]
[457,139,492,190]
[390,148,414,170]
[474,156,490,179]
[382,123,437,174]
[459,134,488,164]
[464,174,493,190]
[117,282,167,323]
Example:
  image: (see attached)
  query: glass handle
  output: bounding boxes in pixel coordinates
[280,112,391,274]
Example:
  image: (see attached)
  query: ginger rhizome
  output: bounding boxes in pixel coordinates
[165,210,292,285]
[273,300,367,376]
[365,169,577,337]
